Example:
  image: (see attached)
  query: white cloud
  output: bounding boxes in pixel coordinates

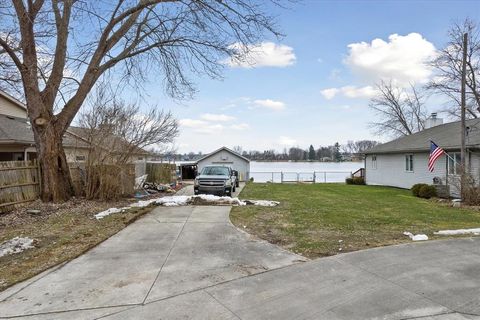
[231,123,250,130]
[179,119,208,128]
[200,113,235,122]
[225,42,296,68]
[253,99,286,111]
[179,118,224,134]
[341,85,376,98]
[320,88,340,100]
[344,33,436,85]
[278,136,297,146]
[321,85,376,100]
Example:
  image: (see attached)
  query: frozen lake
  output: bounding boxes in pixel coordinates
[250,161,364,183]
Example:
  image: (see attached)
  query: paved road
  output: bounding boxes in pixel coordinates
[1,204,480,319]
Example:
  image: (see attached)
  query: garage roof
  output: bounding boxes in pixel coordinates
[196,146,250,163]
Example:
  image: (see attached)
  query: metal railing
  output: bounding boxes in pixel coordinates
[249,171,352,183]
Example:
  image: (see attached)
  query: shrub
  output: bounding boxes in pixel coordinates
[411,183,428,197]
[418,185,437,199]
[346,177,365,185]
[352,177,365,185]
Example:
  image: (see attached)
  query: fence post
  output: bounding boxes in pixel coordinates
[313,172,316,184]
[297,173,299,182]
[281,172,283,183]
[324,172,327,183]
[272,172,274,183]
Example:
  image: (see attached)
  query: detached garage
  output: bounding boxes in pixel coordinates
[196,147,250,181]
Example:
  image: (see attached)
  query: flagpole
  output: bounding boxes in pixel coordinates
[460,32,468,199]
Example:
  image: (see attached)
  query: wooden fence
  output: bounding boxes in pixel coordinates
[0,161,138,213]
[146,163,176,184]
[0,160,40,213]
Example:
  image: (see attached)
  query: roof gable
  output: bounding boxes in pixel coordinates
[197,146,250,163]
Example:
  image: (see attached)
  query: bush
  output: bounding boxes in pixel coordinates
[346,177,365,185]
[352,177,365,185]
[418,185,437,199]
[411,183,428,197]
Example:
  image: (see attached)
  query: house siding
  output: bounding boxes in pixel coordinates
[197,149,250,181]
[0,96,27,118]
[365,152,448,189]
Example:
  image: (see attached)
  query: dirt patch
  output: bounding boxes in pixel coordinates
[0,190,183,292]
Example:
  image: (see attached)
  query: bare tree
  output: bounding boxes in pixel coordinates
[427,18,480,118]
[78,90,178,199]
[342,140,379,154]
[0,0,282,202]
[233,145,243,155]
[369,81,428,137]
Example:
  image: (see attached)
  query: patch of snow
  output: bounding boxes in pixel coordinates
[434,228,480,236]
[94,195,280,220]
[403,231,429,241]
[0,237,36,257]
[244,199,280,207]
[94,207,130,220]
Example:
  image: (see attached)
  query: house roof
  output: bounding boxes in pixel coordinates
[67,126,149,155]
[365,119,480,154]
[196,146,250,163]
[0,114,90,148]
[0,90,27,111]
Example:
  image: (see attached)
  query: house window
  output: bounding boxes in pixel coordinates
[137,157,144,161]
[371,155,377,169]
[76,155,86,161]
[447,152,461,175]
[405,154,414,172]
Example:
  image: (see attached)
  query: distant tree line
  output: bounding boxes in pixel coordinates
[236,140,379,162]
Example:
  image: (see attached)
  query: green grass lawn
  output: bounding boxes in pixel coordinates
[230,183,480,258]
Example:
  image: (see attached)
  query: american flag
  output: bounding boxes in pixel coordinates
[428,141,445,172]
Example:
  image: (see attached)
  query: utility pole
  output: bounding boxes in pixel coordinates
[460,32,468,199]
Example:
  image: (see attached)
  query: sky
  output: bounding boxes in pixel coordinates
[138,0,480,154]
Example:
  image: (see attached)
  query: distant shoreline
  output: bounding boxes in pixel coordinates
[250,160,364,163]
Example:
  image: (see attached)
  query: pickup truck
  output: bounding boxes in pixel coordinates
[194,165,236,196]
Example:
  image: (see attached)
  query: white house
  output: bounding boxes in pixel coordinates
[364,116,480,197]
[196,147,250,181]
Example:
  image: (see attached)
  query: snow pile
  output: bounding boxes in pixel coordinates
[434,228,480,236]
[0,237,36,257]
[94,194,279,220]
[403,231,429,241]
[188,194,245,206]
[243,199,280,207]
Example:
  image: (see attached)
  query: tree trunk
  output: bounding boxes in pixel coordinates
[33,123,74,202]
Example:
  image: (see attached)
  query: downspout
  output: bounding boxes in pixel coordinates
[364,154,367,182]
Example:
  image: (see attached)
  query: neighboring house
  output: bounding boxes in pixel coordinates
[0,90,149,164]
[0,90,27,118]
[364,116,480,197]
[196,147,250,181]
[0,113,92,162]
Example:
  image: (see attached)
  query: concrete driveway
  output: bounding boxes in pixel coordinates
[0,205,304,319]
[1,205,480,319]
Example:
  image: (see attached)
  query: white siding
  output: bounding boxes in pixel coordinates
[197,149,250,181]
[0,95,27,118]
[365,152,447,189]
